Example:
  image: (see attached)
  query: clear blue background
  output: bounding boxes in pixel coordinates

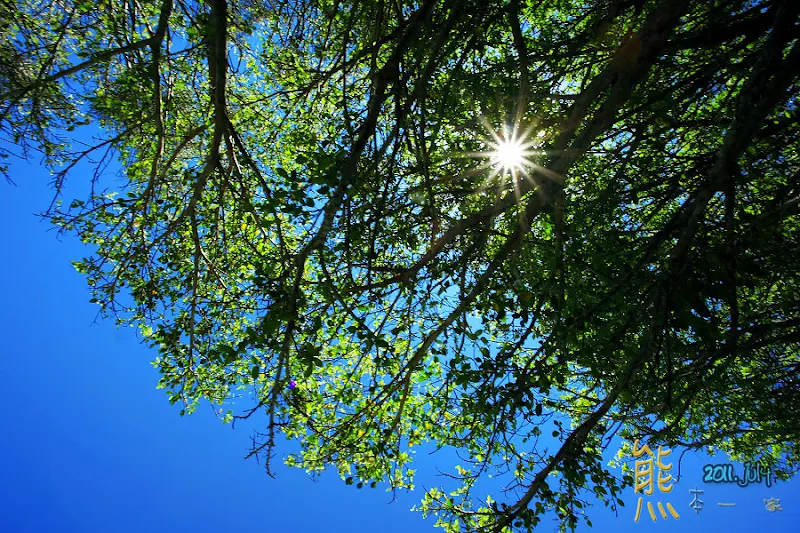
[1,157,797,532]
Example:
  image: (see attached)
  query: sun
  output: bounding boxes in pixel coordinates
[457,118,556,190]
[491,137,526,173]
[483,123,537,178]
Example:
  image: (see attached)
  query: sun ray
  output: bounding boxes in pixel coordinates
[442,117,556,197]
[478,120,542,179]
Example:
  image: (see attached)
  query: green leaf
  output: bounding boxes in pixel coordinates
[375,338,390,349]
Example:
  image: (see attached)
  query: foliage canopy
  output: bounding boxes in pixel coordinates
[3,0,800,530]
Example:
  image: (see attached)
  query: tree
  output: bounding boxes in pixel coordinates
[3,0,800,530]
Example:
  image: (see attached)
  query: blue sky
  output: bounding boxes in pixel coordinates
[2,157,798,532]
